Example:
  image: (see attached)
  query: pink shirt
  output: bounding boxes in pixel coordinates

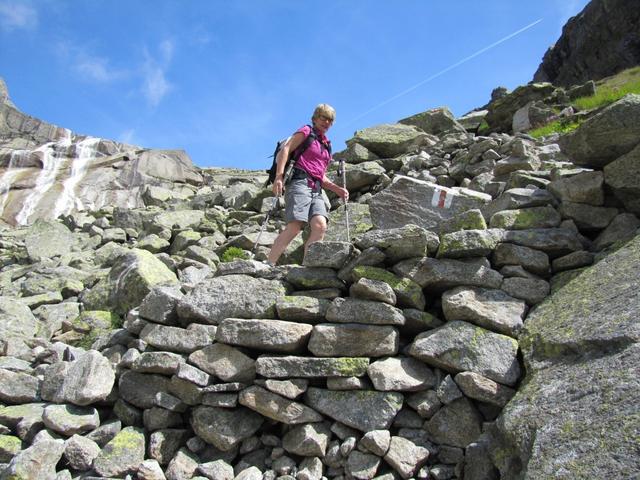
[293,125,332,182]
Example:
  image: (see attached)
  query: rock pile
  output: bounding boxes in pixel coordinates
[0,89,639,478]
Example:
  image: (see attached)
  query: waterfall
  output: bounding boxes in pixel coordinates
[15,135,73,225]
[0,150,29,218]
[52,137,101,219]
[56,128,73,144]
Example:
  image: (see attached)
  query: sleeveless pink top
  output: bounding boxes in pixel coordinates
[293,125,332,182]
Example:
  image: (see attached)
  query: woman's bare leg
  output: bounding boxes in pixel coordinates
[304,215,328,258]
[267,221,304,265]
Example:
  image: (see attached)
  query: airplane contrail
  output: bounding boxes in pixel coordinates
[344,18,544,126]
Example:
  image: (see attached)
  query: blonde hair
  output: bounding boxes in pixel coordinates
[312,103,336,123]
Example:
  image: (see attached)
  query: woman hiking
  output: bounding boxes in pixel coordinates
[267,104,349,265]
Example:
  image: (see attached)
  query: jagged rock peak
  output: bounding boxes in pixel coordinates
[0,77,14,108]
[533,0,640,86]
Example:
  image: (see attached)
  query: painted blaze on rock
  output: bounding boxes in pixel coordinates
[369,176,491,231]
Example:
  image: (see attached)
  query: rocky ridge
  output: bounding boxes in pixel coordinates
[533,0,640,87]
[0,85,639,479]
[0,80,203,226]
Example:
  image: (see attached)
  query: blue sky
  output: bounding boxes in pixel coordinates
[0,0,590,169]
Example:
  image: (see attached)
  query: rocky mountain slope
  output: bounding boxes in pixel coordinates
[1,9,640,477]
[0,78,203,227]
[533,0,640,86]
[0,71,638,479]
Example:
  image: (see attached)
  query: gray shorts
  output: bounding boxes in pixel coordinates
[284,177,328,223]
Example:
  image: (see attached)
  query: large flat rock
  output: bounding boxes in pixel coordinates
[216,318,313,353]
[559,94,640,168]
[304,387,403,432]
[308,323,399,357]
[41,350,115,406]
[492,233,640,478]
[177,275,287,324]
[93,427,146,477]
[0,297,38,339]
[393,257,503,293]
[190,406,264,452]
[82,248,179,316]
[369,176,491,231]
[255,356,369,379]
[441,286,526,337]
[408,320,521,386]
[348,124,431,158]
[238,386,323,424]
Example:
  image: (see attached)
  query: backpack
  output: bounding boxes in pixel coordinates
[265,125,332,186]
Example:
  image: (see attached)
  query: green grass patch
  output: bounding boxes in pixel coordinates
[75,331,99,350]
[572,66,640,110]
[220,246,250,262]
[477,119,491,135]
[528,118,584,139]
[573,80,640,110]
[527,67,640,138]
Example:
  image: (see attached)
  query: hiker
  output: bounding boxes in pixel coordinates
[267,104,349,265]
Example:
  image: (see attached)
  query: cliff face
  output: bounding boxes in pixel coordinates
[492,234,640,479]
[0,78,204,226]
[533,0,640,86]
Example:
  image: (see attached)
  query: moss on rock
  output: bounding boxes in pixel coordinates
[490,206,561,230]
[352,265,425,309]
[0,434,22,461]
[335,357,370,377]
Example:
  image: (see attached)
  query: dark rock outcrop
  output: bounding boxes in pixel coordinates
[533,0,640,86]
[483,83,559,133]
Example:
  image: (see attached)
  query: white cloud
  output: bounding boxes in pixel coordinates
[75,55,122,83]
[141,40,175,108]
[117,129,138,146]
[55,37,175,108]
[54,41,125,83]
[0,1,37,31]
[191,32,212,47]
[159,39,174,63]
[142,65,171,107]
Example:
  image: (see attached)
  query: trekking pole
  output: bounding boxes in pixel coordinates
[251,160,297,256]
[339,158,351,243]
[251,196,278,258]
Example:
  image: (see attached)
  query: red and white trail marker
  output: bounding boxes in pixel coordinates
[431,189,453,209]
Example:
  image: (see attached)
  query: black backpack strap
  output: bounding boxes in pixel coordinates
[310,124,332,156]
[295,125,333,157]
[291,125,317,163]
